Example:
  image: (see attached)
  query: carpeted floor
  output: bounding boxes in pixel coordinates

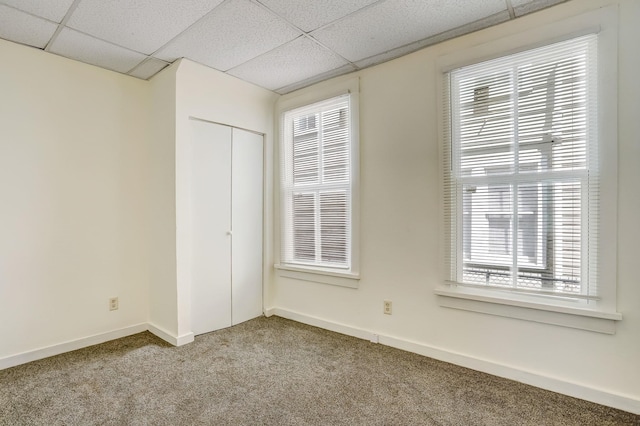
[0,316,638,425]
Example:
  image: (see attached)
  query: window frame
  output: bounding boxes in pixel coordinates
[435,7,621,333]
[450,35,597,298]
[275,78,360,287]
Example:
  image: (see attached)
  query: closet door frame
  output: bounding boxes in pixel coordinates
[188,117,265,336]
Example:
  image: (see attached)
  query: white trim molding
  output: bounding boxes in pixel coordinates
[274,264,360,288]
[435,286,622,334]
[0,323,148,371]
[0,323,195,371]
[265,307,639,415]
[147,323,194,346]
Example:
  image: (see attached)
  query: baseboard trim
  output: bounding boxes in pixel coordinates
[267,307,640,415]
[0,322,197,371]
[177,332,195,346]
[147,323,194,346]
[267,307,372,340]
[0,323,148,371]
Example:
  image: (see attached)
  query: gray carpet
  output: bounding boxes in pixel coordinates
[1,316,637,425]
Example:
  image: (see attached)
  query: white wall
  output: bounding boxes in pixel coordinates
[270,0,640,413]
[614,0,640,406]
[0,39,150,362]
[148,63,179,338]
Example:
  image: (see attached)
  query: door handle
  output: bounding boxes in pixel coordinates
[227,231,233,236]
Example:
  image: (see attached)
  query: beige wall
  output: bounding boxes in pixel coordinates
[0,46,276,355]
[0,39,150,360]
[270,0,640,412]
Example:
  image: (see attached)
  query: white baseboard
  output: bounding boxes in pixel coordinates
[265,307,372,340]
[266,307,640,415]
[177,332,194,346]
[0,323,148,370]
[147,323,194,346]
[0,322,196,371]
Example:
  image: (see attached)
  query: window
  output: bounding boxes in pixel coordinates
[279,93,358,278]
[443,35,601,301]
[437,8,622,333]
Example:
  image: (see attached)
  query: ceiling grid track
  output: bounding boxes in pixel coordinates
[0,0,567,91]
[144,0,234,67]
[505,0,517,19]
[44,0,82,52]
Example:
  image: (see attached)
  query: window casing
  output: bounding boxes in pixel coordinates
[444,35,599,300]
[280,94,356,275]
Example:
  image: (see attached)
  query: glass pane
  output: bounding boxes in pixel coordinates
[456,71,514,177]
[320,191,348,265]
[515,180,582,293]
[462,183,513,287]
[292,113,319,185]
[517,182,542,268]
[321,106,349,184]
[293,193,316,262]
[517,56,588,172]
[552,180,582,293]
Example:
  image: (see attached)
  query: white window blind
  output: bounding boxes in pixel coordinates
[443,34,599,299]
[281,94,352,270]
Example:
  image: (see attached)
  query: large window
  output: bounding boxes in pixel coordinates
[443,35,600,300]
[280,93,356,274]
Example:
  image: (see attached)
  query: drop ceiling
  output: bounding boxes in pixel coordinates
[0,0,566,94]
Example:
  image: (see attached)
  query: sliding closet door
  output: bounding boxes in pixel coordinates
[191,120,232,335]
[231,128,263,325]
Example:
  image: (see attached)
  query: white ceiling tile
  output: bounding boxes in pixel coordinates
[228,36,350,91]
[49,28,147,73]
[128,58,171,80]
[0,0,571,95]
[0,0,75,22]
[354,10,511,69]
[257,0,379,32]
[511,0,567,17]
[66,0,225,54]
[312,0,507,62]
[0,5,58,48]
[155,0,300,71]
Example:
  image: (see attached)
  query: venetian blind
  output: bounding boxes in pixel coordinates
[443,34,599,298]
[281,94,352,269]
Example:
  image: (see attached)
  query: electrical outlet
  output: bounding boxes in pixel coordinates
[109,297,119,311]
[383,300,392,315]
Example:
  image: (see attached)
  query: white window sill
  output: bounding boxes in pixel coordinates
[435,285,622,334]
[274,264,360,288]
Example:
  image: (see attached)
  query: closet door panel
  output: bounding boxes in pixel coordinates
[191,120,233,335]
[231,128,263,325]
